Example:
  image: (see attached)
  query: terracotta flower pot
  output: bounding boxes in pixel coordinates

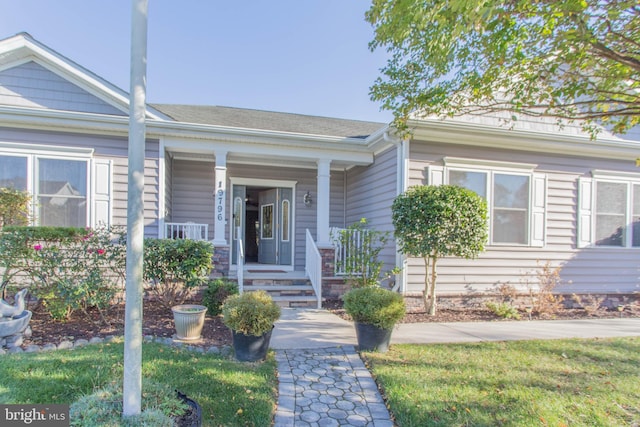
[171,305,207,340]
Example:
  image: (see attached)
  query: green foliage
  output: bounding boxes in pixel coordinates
[0,188,31,228]
[0,341,278,427]
[485,301,521,320]
[222,290,281,336]
[334,218,390,288]
[365,338,640,426]
[343,286,406,330]
[0,226,126,321]
[202,278,239,316]
[392,185,487,314]
[70,380,187,426]
[143,238,214,309]
[367,0,640,137]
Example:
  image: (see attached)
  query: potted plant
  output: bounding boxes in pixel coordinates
[343,286,406,352]
[222,290,281,362]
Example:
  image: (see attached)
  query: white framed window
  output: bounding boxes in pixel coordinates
[0,143,111,228]
[427,157,546,247]
[578,171,640,248]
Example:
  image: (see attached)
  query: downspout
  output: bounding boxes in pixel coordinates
[383,131,409,294]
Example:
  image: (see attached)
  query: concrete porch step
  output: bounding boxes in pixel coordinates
[240,277,319,308]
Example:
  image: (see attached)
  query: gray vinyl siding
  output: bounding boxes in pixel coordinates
[345,146,398,275]
[0,61,125,115]
[170,161,346,271]
[405,140,640,296]
[0,127,160,237]
[170,159,215,240]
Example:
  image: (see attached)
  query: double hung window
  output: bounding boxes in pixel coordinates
[579,171,640,248]
[0,144,111,228]
[427,158,545,247]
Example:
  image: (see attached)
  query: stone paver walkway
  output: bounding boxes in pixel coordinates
[274,346,393,427]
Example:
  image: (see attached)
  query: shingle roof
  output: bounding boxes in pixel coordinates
[151,104,385,139]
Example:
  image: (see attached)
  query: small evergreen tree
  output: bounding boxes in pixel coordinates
[392,185,488,315]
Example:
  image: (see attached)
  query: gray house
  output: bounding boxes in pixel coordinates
[1,33,638,308]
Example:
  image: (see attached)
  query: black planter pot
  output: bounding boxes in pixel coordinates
[354,322,393,352]
[175,391,202,427]
[231,327,274,362]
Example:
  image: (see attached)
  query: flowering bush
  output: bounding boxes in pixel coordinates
[0,226,126,321]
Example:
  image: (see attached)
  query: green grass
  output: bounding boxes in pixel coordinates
[0,341,277,427]
[364,338,640,427]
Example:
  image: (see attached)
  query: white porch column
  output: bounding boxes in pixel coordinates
[316,159,331,246]
[212,151,228,245]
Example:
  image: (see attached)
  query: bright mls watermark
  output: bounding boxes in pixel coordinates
[1,405,69,426]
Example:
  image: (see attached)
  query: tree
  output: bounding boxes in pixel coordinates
[392,185,487,315]
[367,0,640,137]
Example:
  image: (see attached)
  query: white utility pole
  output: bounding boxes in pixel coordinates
[123,0,148,418]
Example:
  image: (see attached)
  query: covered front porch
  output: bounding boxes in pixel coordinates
[156,126,385,306]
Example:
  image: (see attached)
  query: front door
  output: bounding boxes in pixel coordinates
[232,185,293,267]
[258,189,277,264]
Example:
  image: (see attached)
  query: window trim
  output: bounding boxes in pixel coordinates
[427,158,545,248]
[580,171,640,249]
[0,145,109,228]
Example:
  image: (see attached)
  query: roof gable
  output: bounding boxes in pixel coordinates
[0,33,166,120]
[0,61,126,115]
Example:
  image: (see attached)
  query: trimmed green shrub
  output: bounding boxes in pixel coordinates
[222,290,281,336]
[392,185,488,314]
[343,286,406,330]
[143,238,214,309]
[202,278,239,316]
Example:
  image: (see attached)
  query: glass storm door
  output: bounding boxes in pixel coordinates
[231,185,246,265]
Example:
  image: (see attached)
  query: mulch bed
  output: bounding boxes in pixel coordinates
[21,298,640,350]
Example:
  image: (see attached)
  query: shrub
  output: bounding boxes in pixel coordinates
[334,218,390,288]
[143,238,214,309]
[486,301,521,320]
[343,286,406,330]
[0,225,126,322]
[222,290,281,336]
[202,278,238,316]
[524,261,564,317]
[70,380,189,426]
[0,188,30,229]
[392,185,488,315]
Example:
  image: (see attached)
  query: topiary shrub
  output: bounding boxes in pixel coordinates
[202,278,239,316]
[343,286,406,330]
[392,185,487,315]
[222,290,281,336]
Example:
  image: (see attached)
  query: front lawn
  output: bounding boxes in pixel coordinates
[365,337,640,426]
[0,341,277,426]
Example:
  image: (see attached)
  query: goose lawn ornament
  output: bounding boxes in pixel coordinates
[0,288,28,318]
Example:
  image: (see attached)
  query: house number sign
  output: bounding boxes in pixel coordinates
[216,180,225,221]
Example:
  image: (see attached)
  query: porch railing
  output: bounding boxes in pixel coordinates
[305,229,322,309]
[330,227,369,276]
[165,222,209,241]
